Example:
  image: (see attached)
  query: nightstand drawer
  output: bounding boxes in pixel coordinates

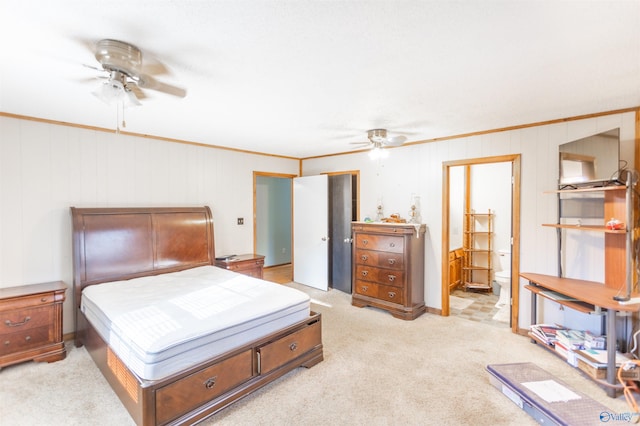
[1,306,53,332]
[0,325,53,355]
[215,254,265,279]
[0,292,61,311]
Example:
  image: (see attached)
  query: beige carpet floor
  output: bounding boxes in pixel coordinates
[0,283,633,425]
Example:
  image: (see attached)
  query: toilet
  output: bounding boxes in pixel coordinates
[495,249,511,308]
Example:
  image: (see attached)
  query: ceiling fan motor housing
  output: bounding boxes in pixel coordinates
[95,39,142,78]
[367,129,388,143]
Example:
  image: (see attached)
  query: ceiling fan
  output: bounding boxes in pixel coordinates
[85,39,186,106]
[350,129,408,150]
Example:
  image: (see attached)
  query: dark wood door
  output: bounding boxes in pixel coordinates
[329,174,354,293]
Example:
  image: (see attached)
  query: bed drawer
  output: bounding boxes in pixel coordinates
[258,319,321,375]
[156,349,254,424]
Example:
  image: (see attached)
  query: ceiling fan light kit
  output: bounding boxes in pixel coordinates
[92,70,141,107]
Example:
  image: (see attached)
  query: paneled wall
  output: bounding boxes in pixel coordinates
[303,111,637,330]
[0,116,299,333]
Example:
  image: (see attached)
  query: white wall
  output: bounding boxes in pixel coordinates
[303,112,637,330]
[0,116,299,333]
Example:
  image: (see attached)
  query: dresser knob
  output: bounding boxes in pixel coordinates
[388,275,396,282]
[361,270,368,277]
[389,243,396,248]
[388,259,396,265]
[362,239,368,245]
[41,297,48,302]
[3,341,9,346]
[25,335,31,341]
[361,286,368,292]
[388,292,396,298]
[289,342,298,351]
[361,255,368,261]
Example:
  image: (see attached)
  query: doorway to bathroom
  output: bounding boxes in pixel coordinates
[442,154,521,333]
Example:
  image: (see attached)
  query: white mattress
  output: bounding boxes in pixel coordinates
[81,265,310,381]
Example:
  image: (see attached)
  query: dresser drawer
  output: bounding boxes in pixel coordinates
[354,280,379,298]
[355,234,404,253]
[0,305,54,334]
[376,284,404,304]
[355,249,404,270]
[156,349,254,424]
[355,265,404,288]
[258,319,321,375]
[0,325,53,355]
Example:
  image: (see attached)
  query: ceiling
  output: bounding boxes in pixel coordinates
[2,1,640,159]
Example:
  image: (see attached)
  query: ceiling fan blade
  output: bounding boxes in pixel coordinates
[127,83,148,100]
[137,75,186,98]
[385,135,407,146]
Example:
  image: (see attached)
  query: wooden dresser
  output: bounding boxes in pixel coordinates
[215,254,265,279]
[351,222,426,320]
[0,281,67,369]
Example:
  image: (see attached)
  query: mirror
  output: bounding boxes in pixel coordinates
[559,128,620,187]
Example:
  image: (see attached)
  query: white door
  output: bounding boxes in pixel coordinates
[293,175,329,290]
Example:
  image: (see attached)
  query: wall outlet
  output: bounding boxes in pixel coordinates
[237,218,244,225]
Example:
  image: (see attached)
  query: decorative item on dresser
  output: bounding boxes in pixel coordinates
[351,222,426,320]
[215,254,265,279]
[0,281,67,369]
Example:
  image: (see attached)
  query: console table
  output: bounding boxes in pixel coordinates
[522,272,640,397]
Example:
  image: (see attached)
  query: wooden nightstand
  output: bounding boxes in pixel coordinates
[0,281,67,369]
[215,254,265,279]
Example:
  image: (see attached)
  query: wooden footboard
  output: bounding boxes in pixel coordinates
[83,310,323,426]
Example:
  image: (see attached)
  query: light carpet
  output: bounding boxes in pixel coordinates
[0,283,632,425]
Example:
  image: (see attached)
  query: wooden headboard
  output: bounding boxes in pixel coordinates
[71,206,215,318]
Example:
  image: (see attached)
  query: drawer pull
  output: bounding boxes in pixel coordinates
[25,335,31,341]
[361,270,369,277]
[389,243,396,248]
[361,286,368,293]
[40,297,48,302]
[204,376,217,389]
[388,259,396,265]
[5,316,31,327]
[362,239,368,245]
[361,255,368,261]
[387,275,396,282]
[289,342,298,352]
[4,341,8,346]
[388,291,396,298]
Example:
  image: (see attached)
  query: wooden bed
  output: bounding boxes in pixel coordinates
[71,206,323,425]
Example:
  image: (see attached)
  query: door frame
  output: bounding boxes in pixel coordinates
[441,154,521,333]
[253,171,298,264]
